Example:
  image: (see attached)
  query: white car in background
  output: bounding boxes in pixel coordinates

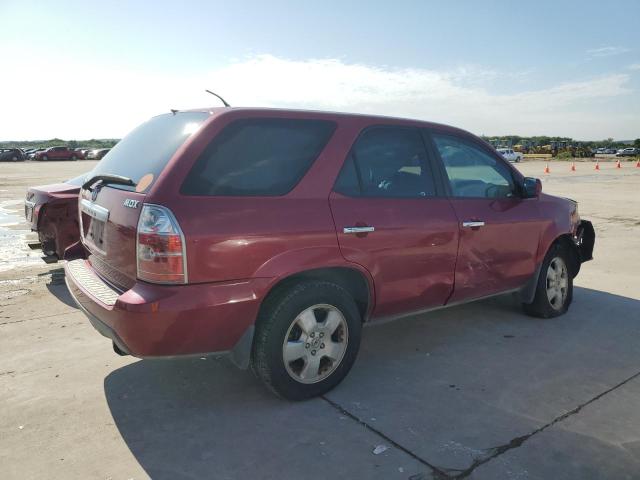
[497,148,523,162]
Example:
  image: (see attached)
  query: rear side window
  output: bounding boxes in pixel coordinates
[181,118,335,196]
[90,112,209,191]
[334,126,435,198]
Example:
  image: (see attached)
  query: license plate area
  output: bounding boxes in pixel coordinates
[87,218,106,249]
[80,199,109,253]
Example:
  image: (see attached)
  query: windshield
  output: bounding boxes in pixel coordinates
[89,111,209,191]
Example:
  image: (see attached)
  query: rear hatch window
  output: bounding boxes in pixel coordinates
[89,111,209,191]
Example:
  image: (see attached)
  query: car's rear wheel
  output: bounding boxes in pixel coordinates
[252,281,362,400]
[71,154,77,160]
[523,242,573,318]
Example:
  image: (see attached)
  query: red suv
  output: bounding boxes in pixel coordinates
[64,108,594,400]
[35,146,84,161]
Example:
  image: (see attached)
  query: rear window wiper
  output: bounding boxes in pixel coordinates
[82,174,136,191]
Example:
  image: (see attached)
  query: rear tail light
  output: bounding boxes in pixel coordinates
[136,204,187,284]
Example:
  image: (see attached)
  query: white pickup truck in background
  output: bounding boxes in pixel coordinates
[496,148,523,162]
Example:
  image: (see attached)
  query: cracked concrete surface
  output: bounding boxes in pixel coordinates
[325,365,640,479]
[1,160,640,479]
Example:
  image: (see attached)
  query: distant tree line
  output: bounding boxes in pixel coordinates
[3,135,638,152]
[0,138,119,149]
[480,135,640,149]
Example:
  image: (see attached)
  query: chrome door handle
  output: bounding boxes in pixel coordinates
[343,226,375,234]
[462,221,485,228]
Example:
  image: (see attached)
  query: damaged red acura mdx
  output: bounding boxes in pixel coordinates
[64,107,595,400]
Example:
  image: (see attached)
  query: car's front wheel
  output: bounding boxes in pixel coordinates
[252,281,362,400]
[523,242,573,318]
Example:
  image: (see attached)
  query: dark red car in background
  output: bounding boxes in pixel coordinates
[64,108,595,400]
[25,175,84,260]
[34,146,84,161]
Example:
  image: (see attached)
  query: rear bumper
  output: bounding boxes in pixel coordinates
[64,259,269,357]
[65,276,131,355]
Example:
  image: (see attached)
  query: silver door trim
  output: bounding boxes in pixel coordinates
[343,226,375,234]
[462,221,485,228]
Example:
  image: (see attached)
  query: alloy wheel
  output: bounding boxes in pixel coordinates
[282,304,348,384]
[546,257,568,310]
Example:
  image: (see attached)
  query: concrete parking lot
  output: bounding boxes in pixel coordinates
[1,159,639,479]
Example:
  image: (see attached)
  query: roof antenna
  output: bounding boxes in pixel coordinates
[205,90,230,107]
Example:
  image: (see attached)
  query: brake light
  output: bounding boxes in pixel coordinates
[136,204,187,284]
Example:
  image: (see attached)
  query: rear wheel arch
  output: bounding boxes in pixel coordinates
[258,266,373,323]
[229,266,373,371]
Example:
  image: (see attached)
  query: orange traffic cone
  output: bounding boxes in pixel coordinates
[595,160,600,171]
[570,162,576,172]
[616,159,622,169]
[636,159,640,168]
[544,163,550,174]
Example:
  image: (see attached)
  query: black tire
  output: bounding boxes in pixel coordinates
[252,281,362,401]
[41,155,48,161]
[71,155,77,161]
[523,242,573,318]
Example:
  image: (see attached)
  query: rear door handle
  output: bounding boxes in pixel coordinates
[462,221,485,228]
[343,226,375,234]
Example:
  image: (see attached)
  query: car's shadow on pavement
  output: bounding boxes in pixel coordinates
[42,268,79,309]
[104,287,640,479]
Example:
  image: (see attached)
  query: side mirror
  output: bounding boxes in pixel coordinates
[522,177,542,198]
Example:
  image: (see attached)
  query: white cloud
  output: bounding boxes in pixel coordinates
[0,54,636,140]
[586,46,630,58]
[629,63,640,71]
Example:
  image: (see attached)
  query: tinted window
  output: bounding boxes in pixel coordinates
[333,155,361,196]
[182,118,335,196]
[334,127,434,198]
[432,133,516,198]
[90,112,209,191]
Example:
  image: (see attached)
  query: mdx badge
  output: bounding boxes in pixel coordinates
[123,199,140,209]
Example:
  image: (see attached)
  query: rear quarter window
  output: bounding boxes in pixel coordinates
[181,118,335,196]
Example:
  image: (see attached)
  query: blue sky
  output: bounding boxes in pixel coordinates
[1,0,639,140]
